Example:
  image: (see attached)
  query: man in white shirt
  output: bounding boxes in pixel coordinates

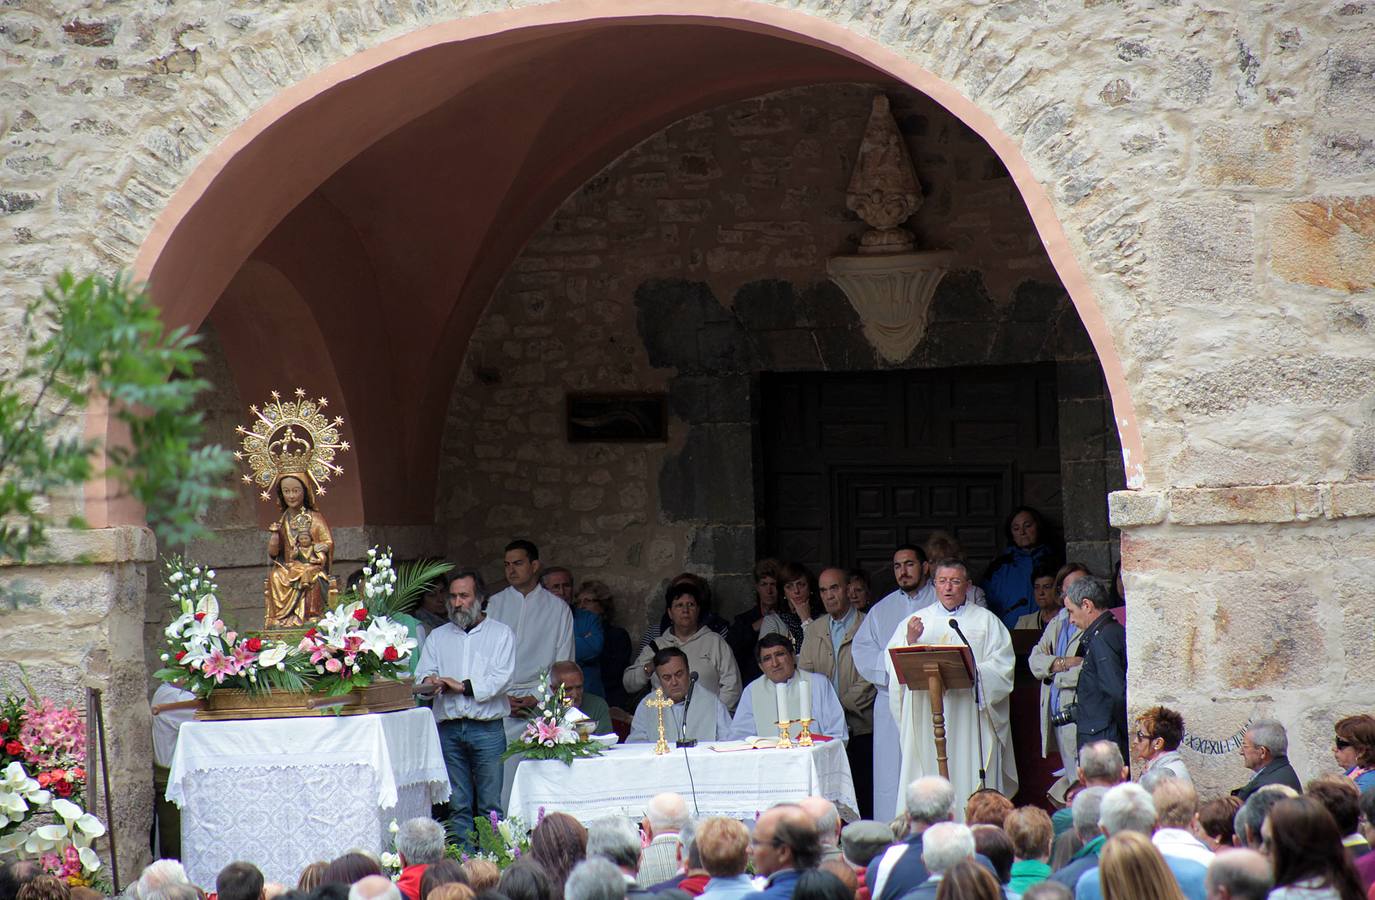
[485,539,574,732]
[416,567,515,849]
[730,634,848,742]
[852,544,934,820]
[1148,779,1214,867]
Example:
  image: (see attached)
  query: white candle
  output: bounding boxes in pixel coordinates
[799,676,812,722]
[775,680,788,721]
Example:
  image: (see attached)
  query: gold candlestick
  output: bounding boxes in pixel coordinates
[797,718,814,747]
[775,719,794,749]
[648,688,675,756]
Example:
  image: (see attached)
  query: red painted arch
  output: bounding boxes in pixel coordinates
[105,0,1143,529]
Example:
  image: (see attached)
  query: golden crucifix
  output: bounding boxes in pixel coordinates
[647,688,675,756]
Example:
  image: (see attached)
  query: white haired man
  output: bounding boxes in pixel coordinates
[1231,718,1301,801]
[394,817,447,900]
[905,823,976,900]
[638,792,691,886]
[1073,783,1208,900]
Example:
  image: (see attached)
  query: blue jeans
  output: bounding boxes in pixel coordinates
[437,717,506,849]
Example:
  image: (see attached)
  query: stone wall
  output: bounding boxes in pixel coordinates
[439,83,1123,632]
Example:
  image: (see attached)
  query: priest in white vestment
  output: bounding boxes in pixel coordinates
[885,559,1017,818]
[486,540,575,735]
[851,545,934,820]
[627,648,734,743]
[486,540,574,807]
[729,634,848,741]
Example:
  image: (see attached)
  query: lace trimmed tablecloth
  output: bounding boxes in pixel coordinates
[167,708,449,887]
[507,739,858,824]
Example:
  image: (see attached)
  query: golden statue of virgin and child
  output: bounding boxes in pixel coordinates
[235,389,351,628]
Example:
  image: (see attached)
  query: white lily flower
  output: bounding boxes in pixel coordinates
[258,646,289,668]
[165,612,195,639]
[195,593,220,622]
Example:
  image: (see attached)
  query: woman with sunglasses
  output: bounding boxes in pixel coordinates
[1332,714,1375,793]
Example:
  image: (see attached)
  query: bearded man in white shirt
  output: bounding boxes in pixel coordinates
[416,568,515,848]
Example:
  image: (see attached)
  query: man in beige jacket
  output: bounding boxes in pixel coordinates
[800,566,877,818]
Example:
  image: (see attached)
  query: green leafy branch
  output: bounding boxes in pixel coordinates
[0,272,234,560]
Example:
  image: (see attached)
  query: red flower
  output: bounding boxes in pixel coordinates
[245,638,262,652]
[71,767,85,781]
[37,771,52,786]
[304,628,317,638]
[0,720,8,734]
[5,740,23,756]
[194,612,206,622]
[352,608,368,622]
[52,779,73,798]
[382,647,398,662]
[175,650,187,662]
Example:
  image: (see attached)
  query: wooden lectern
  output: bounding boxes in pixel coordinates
[889,644,976,780]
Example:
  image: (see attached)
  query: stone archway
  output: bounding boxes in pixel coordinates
[110,2,1146,538]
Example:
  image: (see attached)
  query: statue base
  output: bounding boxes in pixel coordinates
[194,677,416,721]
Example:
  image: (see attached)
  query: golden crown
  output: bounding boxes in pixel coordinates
[235,388,350,502]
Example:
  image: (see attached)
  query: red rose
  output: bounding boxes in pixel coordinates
[245,638,262,652]
[71,767,85,781]
[5,741,23,756]
[37,771,52,786]
[382,647,398,662]
[352,608,368,622]
[52,779,73,797]
[304,628,317,638]
[175,650,187,662]
[194,612,206,622]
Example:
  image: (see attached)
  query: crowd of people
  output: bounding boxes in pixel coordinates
[7,748,1375,900]
[108,506,1375,900]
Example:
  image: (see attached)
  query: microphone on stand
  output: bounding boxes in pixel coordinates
[949,618,988,790]
[678,673,699,748]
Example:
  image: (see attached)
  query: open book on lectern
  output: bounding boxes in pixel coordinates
[888,644,976,691]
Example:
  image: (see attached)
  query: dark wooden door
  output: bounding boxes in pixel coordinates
[837,468,1007,596]
[760,366,1060,595]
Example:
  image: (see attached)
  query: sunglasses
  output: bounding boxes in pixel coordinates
[1335,738,1352,750]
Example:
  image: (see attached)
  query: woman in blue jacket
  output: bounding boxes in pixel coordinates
[981,506,1060,629]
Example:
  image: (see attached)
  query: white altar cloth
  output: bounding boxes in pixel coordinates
[167,708,449,887]
[508,739,858,824]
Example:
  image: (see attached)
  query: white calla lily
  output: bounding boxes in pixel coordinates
[78,846,102,870]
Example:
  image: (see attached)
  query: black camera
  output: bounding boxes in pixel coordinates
[1050,703,1078,728]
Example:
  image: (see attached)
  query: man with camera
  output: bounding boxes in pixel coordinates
[1063,577,1128,763]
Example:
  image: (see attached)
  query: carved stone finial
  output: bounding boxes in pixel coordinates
[845,95,923,254]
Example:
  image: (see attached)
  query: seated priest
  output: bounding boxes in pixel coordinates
[885,558,1017,817]
[730,634,849,741]
[551,659,614,735]
[628,647,735,743]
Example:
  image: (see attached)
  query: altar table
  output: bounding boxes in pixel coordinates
[167,708,449,887]
[507,740,858,824]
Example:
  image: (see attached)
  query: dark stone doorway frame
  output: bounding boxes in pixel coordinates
[758,364,1062,594]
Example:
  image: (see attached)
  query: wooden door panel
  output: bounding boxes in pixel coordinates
[761,365,1060,592]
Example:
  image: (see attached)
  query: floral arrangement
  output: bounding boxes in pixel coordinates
[449,810,533,868]
[155,549,447,698]
[0,689,107,889]
[154,557,314,696]
[1,695,85,802]
[500,674,604,766]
